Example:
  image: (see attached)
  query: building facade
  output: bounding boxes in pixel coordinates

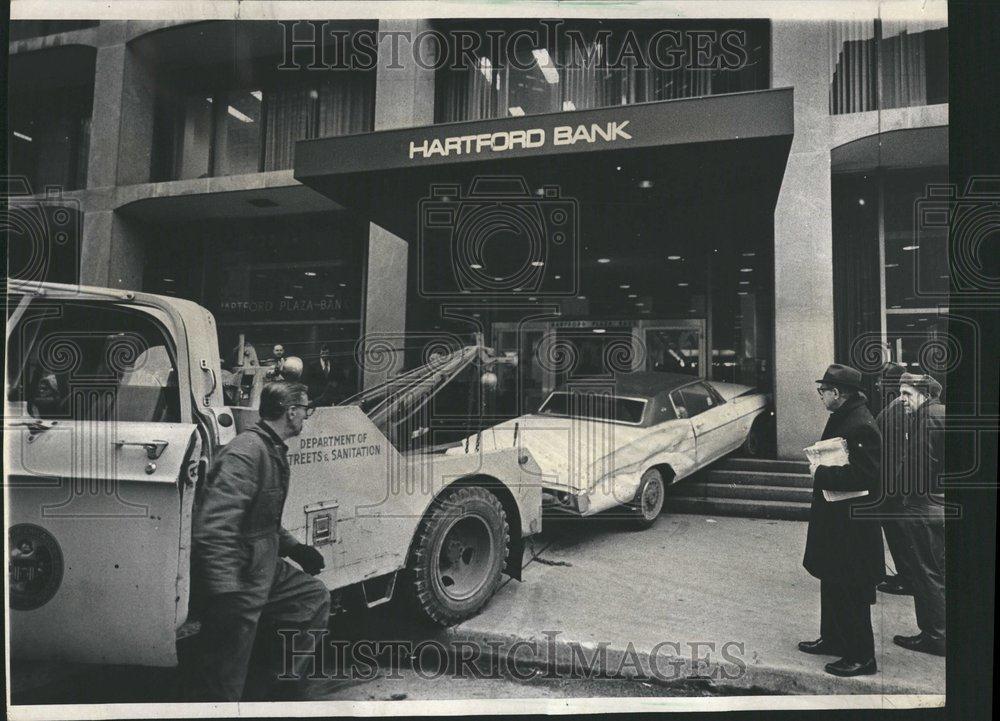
[7,14,949,457]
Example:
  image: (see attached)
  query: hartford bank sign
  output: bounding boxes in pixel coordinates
[408,120,633,159]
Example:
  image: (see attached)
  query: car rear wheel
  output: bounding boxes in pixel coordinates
[628,468,665,530]
[742,415,771,457]
[408,486,509,626]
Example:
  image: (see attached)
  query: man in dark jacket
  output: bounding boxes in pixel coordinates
[800,364,884,677]
[189,381,329,700]
[306,344,340,406]
[893,372,947,656]
[874,362,913,596]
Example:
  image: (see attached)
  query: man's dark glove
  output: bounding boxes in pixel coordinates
[287,543,325,575]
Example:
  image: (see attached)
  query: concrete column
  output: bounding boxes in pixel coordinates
[362,20,436,389]
[771,22,836,458]
[81,211,146,288]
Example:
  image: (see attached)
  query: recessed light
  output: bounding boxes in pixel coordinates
[667,255,682,261]
[619,284,630,289]
[528,297,537,301]
[739,281,750,286]
[885,263,900,268]
[283,295,293,300]
[470,263,483,270]
[554,275,562,280]
[890,305,901,309]
[616,166,622,171]
[628,294,637,299]
[738,291,748,296]
[902,245,919,251]
[857,198,866,206]
[592,328,606,334]
[677,282,689,287]
[162,278,175,283]
[304,271,317,277]
[292,284,303,289]
[597,258,611,264]
[531,261,544,267]
[740,268,753,273]
[741,252,756,257]
[636,302,644,307]
[638,180,653,189]
[339,282,347,287]
[577,295,586,300]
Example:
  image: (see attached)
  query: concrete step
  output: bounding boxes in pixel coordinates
[696,468,814,489]
[666,496,811,522]
[670,481,813,504]
[713,456,811,475]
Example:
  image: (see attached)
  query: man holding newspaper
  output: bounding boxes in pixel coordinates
[800,364,885,677]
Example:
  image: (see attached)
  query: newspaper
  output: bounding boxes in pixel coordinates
[803,437,869,502]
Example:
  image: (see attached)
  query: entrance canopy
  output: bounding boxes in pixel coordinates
[294,88,794,243]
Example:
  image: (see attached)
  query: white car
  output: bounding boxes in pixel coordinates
[448,372,772,529]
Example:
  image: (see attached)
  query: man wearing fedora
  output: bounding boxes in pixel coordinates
[892,372,947,657]
[800,364,885,677]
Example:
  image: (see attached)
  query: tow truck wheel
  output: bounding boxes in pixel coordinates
[408,486,510,626]
[628,468,665,530]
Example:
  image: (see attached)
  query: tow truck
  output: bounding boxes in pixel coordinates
[4,279,543,667]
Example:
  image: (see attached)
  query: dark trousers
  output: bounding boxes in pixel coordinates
[898,513,946,642]
[187,560,331,701]
[882,519,913,583]
[820,580,876,661]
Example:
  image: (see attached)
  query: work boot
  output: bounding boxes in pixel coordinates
[798,638,842,656]
[824,657,878,677]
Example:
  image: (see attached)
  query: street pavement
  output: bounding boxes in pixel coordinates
[439,511,946,698]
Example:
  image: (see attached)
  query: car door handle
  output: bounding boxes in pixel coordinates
[115,440,169,460]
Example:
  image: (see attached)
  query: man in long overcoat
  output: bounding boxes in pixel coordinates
[875,362,914,595]
[800,364,885,677]
[189,381,330,700]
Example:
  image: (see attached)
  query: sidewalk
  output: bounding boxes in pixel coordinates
[442,512,946,698]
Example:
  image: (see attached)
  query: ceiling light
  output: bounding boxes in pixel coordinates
[628,294,637,299]
[636,302,644,306]
[638,180,653,189]
[667,255,682,261]
[531,261,544,267]
[227,105,254,123]
[597,258,611,264]
[531,48,560,84]
[619,284,630,289]
[740,268,753,273]
[283,295,293,300]
[902,245,919,251]
[528,297,537,301]
[592,328,606,334]
[251,90,262,101]
[554,274,562,280]
[304,271,317,277]
[857,198,866,206]
[562,100,576,111]
[741,252,756,257]
[508,106,525,117]
[470,263,483,270]
[677,282,689,287]
[738,291,748,296]
[616,165,622,171]
[292,284,303,289]
[739,281,750,286]
[13,131,32,142]
[162,278,175,283]
[885,263,900,268]
[339,282,347,287]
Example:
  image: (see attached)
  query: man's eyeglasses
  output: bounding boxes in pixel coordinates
[817,386,835,396]
[286,403,315,418]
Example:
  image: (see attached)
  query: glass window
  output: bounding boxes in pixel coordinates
[213,90,263,176]
[539,391,646,424]
[8,84,93,190]
[672,382,715,418]
[7,302,181,423]
[829,19,947,115]
[175,96,214,180]
[435,20,771,123]
[884,168,949,309]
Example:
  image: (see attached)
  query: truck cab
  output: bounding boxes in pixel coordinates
[5,280,542,667]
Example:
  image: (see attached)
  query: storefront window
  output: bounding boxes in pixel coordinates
[213,90,264,176]
[142,212,368,400]
[435,20,770,123]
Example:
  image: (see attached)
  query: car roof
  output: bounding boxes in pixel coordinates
[553,372,700,399]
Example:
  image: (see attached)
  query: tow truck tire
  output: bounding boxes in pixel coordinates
[628,468,665,530]
[408,486,510,626]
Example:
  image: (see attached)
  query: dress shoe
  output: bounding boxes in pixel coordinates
[825,657,878,677]
[798,638,842,656]
[877,577,913,595]
[894,633,946,657]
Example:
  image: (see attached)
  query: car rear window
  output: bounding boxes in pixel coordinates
[538,392,646,424]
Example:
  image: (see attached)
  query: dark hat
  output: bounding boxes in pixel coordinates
[880,361,906,382]
[899,372,943,399]
[816,363,864,390]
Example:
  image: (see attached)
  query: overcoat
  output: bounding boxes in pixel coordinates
[192,421,299,597]
[803,393,885,584]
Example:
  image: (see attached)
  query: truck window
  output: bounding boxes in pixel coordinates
[7,301,181,423]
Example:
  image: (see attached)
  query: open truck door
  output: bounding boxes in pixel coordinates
[5,284,202,666]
